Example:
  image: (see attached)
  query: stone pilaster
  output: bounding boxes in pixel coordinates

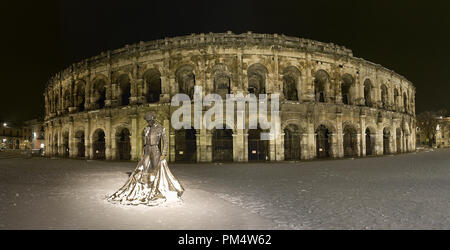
[84,118,91,159]
[360,113,367,156]
[336,113,344,158]
[105,116,112,160]
[130,114,138,161]
[69,121,75,158]
[169,131,176,163]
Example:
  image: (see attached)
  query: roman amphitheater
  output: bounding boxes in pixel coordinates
[43,32,416,163]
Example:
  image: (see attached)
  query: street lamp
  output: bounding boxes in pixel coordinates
[3,123,6,127]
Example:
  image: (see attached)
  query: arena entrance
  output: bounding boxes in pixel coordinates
[284,124,301,161]
[316,125,331,158]
[383,128,391,155]
[365,128,375,156]
[93,129,106,160]
[116,128,131,160]
[212,128,233,162]
[75,131,85,158]
[343,125,358,157]
[175,128,197,162]
[62,132,70,157]
[248,128,269,161]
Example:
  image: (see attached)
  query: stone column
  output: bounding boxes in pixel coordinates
[58,126,63,156]
[163,119,171,159]
[69,121,75,158]
[160,75,171,103]
[111,131,116,160]
[301,133,309,160]
[198,129,212,162]
[135,79,146,104]
[279,131,286,161]
[84,118,91,159]
[273,112,283,161]
[307,113,316,159]
[105,76,113,108]
[85,77,92,110]
[336,113,344,158]
[169,131,176,163]
[233,128,246,162]
[356,133,362,156]
[269,130,276,161]
[375,130,383,156]
[105,116,112,160]
[360,113,366,156]
[330,133,338,158]
[303,54,315,102]
[130,114,138,161]
[110,83,119,107]
[46,123,53,157]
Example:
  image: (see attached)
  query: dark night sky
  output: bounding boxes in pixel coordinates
[1,0,450,122]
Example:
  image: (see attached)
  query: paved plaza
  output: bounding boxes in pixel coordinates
[0,149,449,229]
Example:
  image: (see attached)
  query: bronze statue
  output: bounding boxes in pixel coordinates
[108,112,184,206]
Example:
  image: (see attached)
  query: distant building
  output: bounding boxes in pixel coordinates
[436,117,450,148]
[23,119,46,154]
[0,122,24,150]
[0,120,45,153]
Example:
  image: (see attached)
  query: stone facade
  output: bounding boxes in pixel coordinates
[436,117,450,148]
[43,32,416,162]
[0,122,34,150]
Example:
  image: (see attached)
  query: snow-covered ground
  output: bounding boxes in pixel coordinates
[0,149,449,229]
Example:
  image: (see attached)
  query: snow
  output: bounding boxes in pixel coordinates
[0,149,449,229]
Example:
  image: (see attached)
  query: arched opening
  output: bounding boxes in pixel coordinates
[143,69,161,103]
[63,89,72,112]
[316,125,331,158]
[62,131,69,157]
[381,84,388,109]
[75,131,85,158]
[341,74,354,105]
[383,128,391,155]
[75,81,85,112]
[176,65,195,99]
[92,79,106,109]
[394,89,399,111]
[284,124,301,161]
[248,127,269,161]
[212,127,234,162]
[364,79,373,107]
[53,134,58,156]
[283,66,300,101]
[314,70,329,103]
[343,125,358,157]
[175,127,197,162]
[214,74,231,99]
[396,128,402,154]
[247,64,267,96]
[116,128,131,160]
[118,74,131,106]
[365,128,375,156]
[93,129,106,160]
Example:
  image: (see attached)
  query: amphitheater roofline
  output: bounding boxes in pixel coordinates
[44,31,414,91]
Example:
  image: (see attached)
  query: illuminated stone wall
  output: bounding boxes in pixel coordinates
[43,32,416,162]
